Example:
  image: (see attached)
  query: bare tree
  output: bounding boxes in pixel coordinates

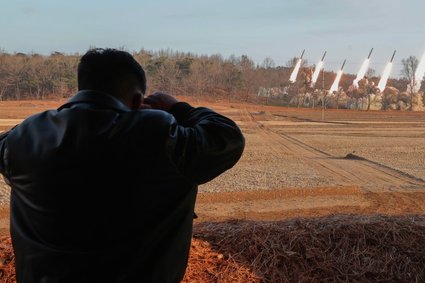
[261,57,275,69]
[401,56,419,110]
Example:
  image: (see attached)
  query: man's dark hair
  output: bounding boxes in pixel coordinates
[78,48,146,95]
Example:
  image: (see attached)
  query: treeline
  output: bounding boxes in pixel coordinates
[0,49,412,102]
[0,52,78,100]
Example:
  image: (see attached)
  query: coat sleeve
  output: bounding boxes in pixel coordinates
[166,102,245,185]
[0,131,9,177]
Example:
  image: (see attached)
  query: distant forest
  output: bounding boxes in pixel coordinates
[0,49,417,102]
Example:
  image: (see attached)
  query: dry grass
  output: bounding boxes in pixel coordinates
[0,215,424,282]
[0,237,15,283]
[182,238,260,282]
[185,214,425,282]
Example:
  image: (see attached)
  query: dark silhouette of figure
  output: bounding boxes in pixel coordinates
[0,48,245,282]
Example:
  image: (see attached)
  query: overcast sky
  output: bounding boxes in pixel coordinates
[1,0,424,76]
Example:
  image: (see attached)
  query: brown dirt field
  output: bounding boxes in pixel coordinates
[1,97,425,226]
[195,186,425,222]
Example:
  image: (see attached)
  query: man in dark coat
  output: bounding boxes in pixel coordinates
[0,48,245,282]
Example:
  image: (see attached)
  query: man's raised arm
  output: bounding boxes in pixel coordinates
[144,92,245,184]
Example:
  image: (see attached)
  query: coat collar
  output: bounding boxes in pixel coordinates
[58,90,130,112]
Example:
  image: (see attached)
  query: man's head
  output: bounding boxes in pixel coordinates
[78,48,146,109]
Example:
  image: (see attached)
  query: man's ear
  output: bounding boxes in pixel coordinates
[130,93,143,110]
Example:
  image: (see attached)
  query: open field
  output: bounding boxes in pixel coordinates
[1,98,425,224]
[194,102,425,222]
[0,98,424,282]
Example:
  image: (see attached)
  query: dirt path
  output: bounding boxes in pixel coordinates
[195,186,425,221]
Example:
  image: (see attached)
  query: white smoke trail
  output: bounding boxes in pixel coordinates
[289,58,302,83]
[311,61,324,86]
[352,59,370,87]
[377,62,393,92]
[329,70,343,94]
[412,51,425,93]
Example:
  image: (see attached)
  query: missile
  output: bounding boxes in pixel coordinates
[321,51,327,62]
[300,49,305,59]
[340,59,346,70]
[390,50,396,63]
[367,48,374,59]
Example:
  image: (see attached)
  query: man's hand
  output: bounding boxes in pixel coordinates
[141,92,178,112]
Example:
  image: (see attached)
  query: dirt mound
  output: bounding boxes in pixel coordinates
[1,215,424,282]
[343,153,365,160]
[184,215,425,282]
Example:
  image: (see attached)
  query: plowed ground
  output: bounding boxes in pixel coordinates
[0,98,424,227]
